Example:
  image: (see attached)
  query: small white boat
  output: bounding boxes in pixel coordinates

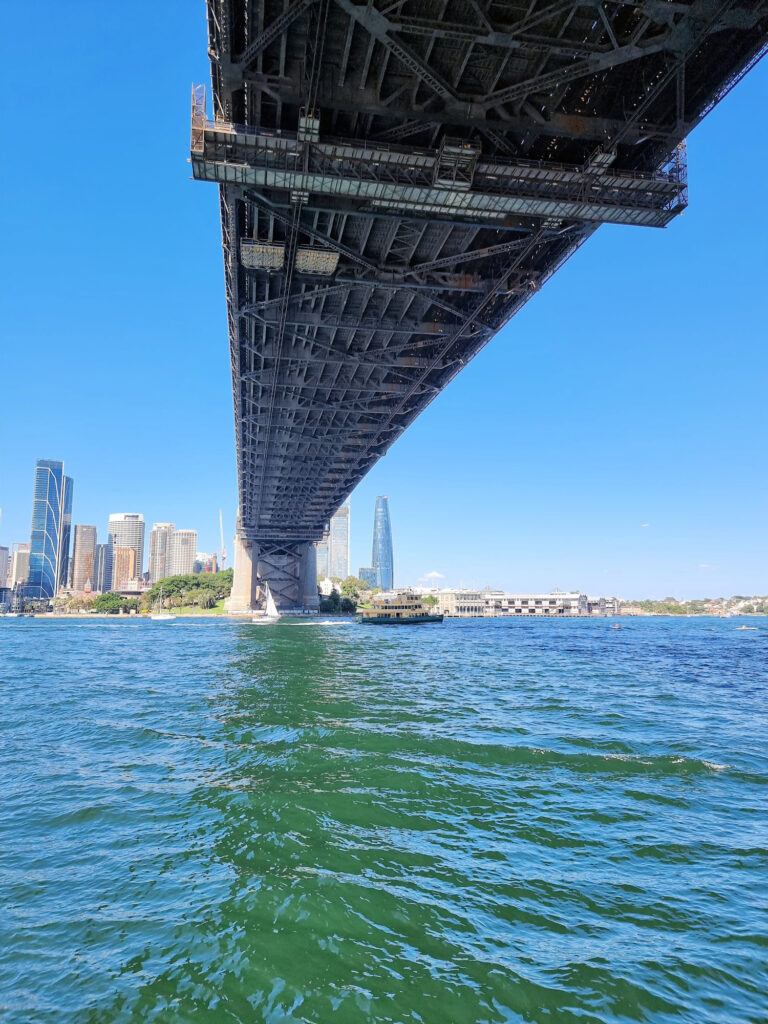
[151,585,176,622]
[252,584,281,623]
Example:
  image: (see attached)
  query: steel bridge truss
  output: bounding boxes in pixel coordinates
[194,0,767,573]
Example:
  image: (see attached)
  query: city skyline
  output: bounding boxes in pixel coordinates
[1,11,765,599]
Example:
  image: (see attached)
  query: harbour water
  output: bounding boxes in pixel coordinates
[1,617,766,1023]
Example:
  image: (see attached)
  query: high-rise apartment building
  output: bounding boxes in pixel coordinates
[367,495,394,591]
[112,547,137,590]
[108,514,145,581]
[27,459,74,600]
[71,525,98,592]
[328,504,350,579]
[92,541,113,593]
[149,523,175,582]
[169,529,197,576]
[9,543,30,588]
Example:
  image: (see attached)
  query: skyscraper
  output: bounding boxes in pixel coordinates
[108,514,145,581]
[112,547,137,589]
[27,459,74,600]
[314,528,330,579]
[371,495,394,590]
[71,525,98,591]
[92,541,113,593]
[328,505,350,579]
[9,543,30,588]
[0,546,8,588]
[149,523,175,582]
[169,529,197,576]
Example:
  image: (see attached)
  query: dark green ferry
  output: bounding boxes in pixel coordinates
[355,592,443,625]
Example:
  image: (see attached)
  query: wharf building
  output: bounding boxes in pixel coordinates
[108,514,145,583]
[26,459,73,600]
[359,496,394,591]
[412,590,620,618]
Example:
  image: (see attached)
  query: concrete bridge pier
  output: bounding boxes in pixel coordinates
[228,534,319,614]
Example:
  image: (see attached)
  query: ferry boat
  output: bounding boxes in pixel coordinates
[355,591,443,625]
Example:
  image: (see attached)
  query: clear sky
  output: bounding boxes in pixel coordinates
[1,2,766,599]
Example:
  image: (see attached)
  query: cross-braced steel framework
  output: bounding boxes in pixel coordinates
[194,0,767,581]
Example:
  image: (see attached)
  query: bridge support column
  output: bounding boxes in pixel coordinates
[228,534,259,613]
[227,535,319,614]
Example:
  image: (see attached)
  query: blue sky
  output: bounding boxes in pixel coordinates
[1,2,765,599]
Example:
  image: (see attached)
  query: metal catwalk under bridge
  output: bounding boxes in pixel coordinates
[192,0,768,611]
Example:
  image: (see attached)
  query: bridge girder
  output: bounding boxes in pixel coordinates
[195,0,767,561]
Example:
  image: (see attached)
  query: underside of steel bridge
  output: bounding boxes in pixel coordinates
[192,0,767,610]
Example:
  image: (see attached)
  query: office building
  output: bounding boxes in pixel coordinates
[112,547,137,590]
[360,495,393,591]
[9,543,30,588]
[314,528,330,579]
[328,505,350,579]
[71,525,98,592]
[0,546,8,588]
[92,541,113,593]
[169,529,197,576]
[108,514,145,581]
[149,522,175,582]
[26,459,74,600]
[358,567,378,588]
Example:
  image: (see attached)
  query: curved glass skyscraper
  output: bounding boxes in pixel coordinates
[371,495,393,591]
[27,459,73,600]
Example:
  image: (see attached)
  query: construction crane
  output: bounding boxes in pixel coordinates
[219,509,226,572]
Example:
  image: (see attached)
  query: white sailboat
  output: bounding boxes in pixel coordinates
[151,585,176,622]
[252,583,281,623]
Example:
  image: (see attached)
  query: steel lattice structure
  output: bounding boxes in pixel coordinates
[192,0,767,604]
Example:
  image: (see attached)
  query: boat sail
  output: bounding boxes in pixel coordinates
[151,585,176,622]
[253,583,281,623]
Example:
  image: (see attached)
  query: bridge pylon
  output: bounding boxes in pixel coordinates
[228,532,319,614]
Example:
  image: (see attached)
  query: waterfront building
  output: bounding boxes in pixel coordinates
[92,541,113,593]
[9,543,30,587]
[26,459,74,600]
[112,547,137,590]
[149,522,175,582]
[371,495,393,591]
[0,546,8,588]
[71,525,98,592]
[358,567,378,588]
[587,596,621,616]
[328,505,350,579]
[412,588,590,617]
[108,514,145,581]
[169,529,197,576]
[482,591,588,617]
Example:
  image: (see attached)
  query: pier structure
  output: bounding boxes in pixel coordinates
[193,0,767,611]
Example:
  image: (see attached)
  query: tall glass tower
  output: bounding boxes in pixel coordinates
[371,495,393,591]
[27,459,74,600]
